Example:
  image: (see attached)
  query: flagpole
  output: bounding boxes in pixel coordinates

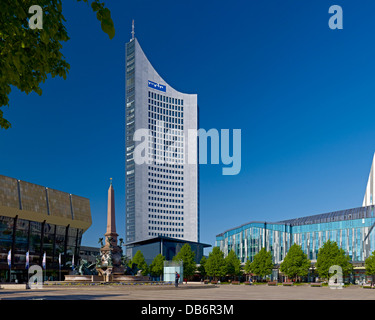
[59,253,61,281]
[7,249,11,283]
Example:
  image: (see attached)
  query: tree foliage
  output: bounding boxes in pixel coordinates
[205,247,227,280]
[197,255,207,279]
[365,250,375,283]
[173,244,196,278]
[315,240,352,280]
[0,0,115,129]
[149,253,165,278]
[132,250,148,276]
[246,248,273,279]
[225,250,241,279]
[280,243,311,281]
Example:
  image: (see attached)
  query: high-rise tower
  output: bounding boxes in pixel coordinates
[125,30,199,244]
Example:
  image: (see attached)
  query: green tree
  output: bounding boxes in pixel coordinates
[315,240,352,281]
[149,254,165,279]
[365,251,375,285]
[280,243,311,282]
[225,250,241,280]
[0,0,115,129]
[205,247,227,281]
[173,244,196,280]
[197,256,207,279]
[247,248,273,281]
[132,250,148,276]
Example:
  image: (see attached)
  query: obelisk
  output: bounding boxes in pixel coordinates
[97,178,124,280]
[105,178,118,246]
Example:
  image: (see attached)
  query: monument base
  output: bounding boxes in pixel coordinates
[63,274,150,282]
[112,274,150,282]
[64,275,103,282]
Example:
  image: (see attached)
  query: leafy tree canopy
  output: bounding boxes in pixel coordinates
[225,250,241,278]
[149,253,165,277]
[173,243,196,278]
[280,243,311,281]
[205,247,227,280]
[315,240,352,280]
[246,248,273,279]
[132,250,148,276]
[197,255,207,278]
[365,251,375,283]
[0,0,115,129]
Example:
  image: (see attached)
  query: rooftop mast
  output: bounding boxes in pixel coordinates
[131,19,135,40]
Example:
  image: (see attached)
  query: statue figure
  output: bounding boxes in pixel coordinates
[107,236,114,248]
[125,263,139,276]
[77,259,98,275]
[98,238,104,248]
[95,254,101,268]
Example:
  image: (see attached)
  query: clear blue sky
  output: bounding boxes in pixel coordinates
[2,0,375,253]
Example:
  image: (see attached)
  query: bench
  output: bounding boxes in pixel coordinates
[0,283,28,290]
[282,282,294,286]
[310,282,322,287]
[231,281,240,285]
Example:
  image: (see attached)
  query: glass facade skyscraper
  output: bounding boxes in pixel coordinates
[125,36,198,244]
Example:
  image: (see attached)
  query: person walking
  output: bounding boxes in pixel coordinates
[175,271,180,288]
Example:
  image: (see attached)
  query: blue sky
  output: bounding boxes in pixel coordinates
[2,0,375,253]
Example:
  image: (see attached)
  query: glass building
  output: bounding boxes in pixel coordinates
[125,236,210,265]
[125,28,199,245]
[216,154,375,283]
[0,175,91,282]
[216,205,375,265]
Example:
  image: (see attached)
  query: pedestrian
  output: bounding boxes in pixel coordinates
[175,271,180,288]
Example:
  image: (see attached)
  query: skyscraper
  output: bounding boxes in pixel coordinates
[125,28,199,244]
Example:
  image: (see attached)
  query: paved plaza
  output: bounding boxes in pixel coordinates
[1,283,375,300]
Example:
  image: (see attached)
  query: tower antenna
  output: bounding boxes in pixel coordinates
[131,19,135,40]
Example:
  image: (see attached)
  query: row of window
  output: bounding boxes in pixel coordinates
[148,202,184,209]
[148,180,184,186]
[148,91,184,106]
[148,112,184,125]
[149,226,184,232]
[148,220,184,227]
[148,121,184,131]
[148,214,184,220]
[148,172,184,180]
[148,102,183,114]
[148,196,184,203]
[149,232,184,238]
[148,166,183,175]
[148,209,184,214]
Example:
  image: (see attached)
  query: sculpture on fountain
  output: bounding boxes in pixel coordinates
[65,178,150,282]
[96,178,125,281]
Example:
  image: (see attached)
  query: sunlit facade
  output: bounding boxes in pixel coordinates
[125,36,199,244]
[216,205,375,265]
[0,175,91,282]
[216,154,375,272]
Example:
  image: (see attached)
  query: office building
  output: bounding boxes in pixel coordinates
[125,28,199,245]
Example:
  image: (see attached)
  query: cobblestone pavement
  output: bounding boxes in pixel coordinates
[1,284,375,300]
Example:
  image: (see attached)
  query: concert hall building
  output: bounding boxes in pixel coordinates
[0,175,91,282]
